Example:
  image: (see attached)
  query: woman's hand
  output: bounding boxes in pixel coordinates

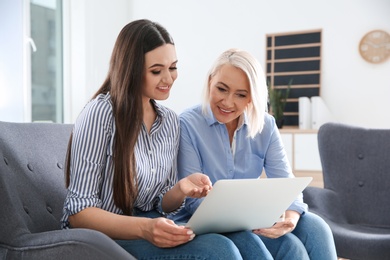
[142,217,195,248]
[162,173,212,213]
[252,210,300,239]
[178,173,212,198]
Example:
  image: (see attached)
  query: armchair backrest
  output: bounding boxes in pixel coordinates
[318,122,390,228]
[0,121,73,241]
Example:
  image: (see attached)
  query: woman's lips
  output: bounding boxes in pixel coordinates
[218,106,233,114]
[157,85,170,92]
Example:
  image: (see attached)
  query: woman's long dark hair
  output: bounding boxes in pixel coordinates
[65,19,175,215]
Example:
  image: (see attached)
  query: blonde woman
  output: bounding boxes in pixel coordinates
[173,48,337,260]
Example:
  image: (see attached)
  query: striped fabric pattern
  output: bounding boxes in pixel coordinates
[61,93,180,228]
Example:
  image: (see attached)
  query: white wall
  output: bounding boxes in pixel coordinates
[64,0,132,122]
[129,0,390,128]
[2,0,390,128]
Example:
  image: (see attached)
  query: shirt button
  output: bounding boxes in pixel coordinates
[148,150,152,155]
[151,168,156,173]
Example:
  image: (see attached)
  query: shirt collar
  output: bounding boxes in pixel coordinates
[151,100,166,119]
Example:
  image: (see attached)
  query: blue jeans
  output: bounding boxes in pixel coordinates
[291,211,337,260]
[116,210,337,259]
[255,211,338,260]
[116,209,242,260]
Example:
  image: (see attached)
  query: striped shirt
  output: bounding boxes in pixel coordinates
[61,93,181,229]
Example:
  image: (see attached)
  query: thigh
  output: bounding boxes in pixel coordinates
[292,212,337,260]
[133,208,163,218]
[224,230,273,260]
[116,233,242,260]
[119,210,242,260]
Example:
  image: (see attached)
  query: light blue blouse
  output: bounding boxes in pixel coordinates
[172,105,307,222]
[61,93,181,229]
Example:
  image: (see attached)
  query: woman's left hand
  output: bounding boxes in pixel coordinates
[178,173,212,198]
[252,210,300,239]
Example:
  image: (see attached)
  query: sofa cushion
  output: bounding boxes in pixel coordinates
[0,121,135,259]
[0,122,73,237]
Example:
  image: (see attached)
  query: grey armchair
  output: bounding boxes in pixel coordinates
[0,121,135,260]
[303,122,390,260]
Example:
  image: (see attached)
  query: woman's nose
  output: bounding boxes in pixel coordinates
[222,94,234,106]
[161,71,174,85]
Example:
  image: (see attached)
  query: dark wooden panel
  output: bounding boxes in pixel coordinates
[274,60,320,72]
[288,88,320,98]
[266,30,321,127]
[267,36,272,47]
[285,102,299,112]
[284,115,299,126]
[275,47,320,59]
[267,50,272,60]
[275,32,321,46]
[274,74,320,86]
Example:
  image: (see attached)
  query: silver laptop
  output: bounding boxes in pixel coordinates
[185,177,312,235]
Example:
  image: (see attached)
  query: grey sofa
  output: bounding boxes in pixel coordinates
[0,121,135,260]
[303,122,390,260]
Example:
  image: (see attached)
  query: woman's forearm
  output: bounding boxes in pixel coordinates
[161,181,186,213]
[68,207,150,240]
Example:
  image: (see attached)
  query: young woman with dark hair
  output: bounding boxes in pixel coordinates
[61,20,242,259]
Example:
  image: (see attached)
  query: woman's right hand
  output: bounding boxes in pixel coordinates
[69,207,194,247]
[142,217,195,248]
[179,172,212,198]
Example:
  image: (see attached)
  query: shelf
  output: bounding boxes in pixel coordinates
[266,29,322,127]
[279,127,318,134]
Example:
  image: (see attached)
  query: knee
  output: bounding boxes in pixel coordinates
[293,212,337,259]
[294,212,334,243]
[299,212,332,235]
[263,234,309,260]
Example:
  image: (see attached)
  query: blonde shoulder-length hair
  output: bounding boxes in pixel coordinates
[202,48,268,138]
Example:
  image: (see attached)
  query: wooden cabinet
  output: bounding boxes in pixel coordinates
[266,29,322,127]
[280,128,323,187]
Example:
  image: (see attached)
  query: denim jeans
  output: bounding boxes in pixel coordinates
[291,211,337,260]
[256,211,338,260]
[116,209,242,260]
[116,210,337,260]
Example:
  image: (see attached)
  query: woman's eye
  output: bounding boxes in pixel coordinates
[237,94,247,98]
[169,67,177,71]
[151,71,161,75]
[217,87,227,92]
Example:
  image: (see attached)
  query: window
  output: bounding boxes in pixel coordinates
[266,29,322,127]
[30,0,63,122]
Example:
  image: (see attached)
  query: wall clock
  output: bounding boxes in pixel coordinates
[359,30,390,64]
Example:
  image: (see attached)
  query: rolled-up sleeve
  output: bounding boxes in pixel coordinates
[264,122,308,214]
[62,98,113,227]
[177,116,206,215]
[156,118,186,216]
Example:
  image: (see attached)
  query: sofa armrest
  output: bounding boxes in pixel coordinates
[303,186,347,223]
[1,228,135,260]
